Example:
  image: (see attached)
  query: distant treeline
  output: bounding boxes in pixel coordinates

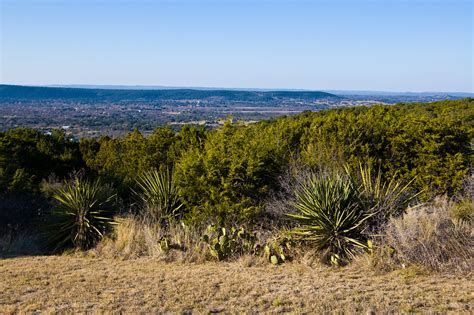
[0,85,337,102]
[0,98,472,228]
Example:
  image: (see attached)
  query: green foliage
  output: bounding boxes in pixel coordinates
[0,99,472,236]
[133,169,183,221]
[80,126,206,194]
[289,172,373,264]
[81,128,175,191]
[0,128,84,193]
[176,121,287,223]
[8,168,34,192]
[44,178,116,251]
[299,100,472,198]
[201,225,256,261]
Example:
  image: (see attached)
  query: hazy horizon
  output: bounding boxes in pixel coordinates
[1,0,473,92]
[2,83,473,95]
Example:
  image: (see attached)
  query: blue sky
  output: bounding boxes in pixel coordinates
[1,0,472,92]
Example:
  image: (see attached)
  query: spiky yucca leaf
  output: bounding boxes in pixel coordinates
[289,173,373,262]
[133,169,183,221]
[356,163,420,218]
[45,178,116,251]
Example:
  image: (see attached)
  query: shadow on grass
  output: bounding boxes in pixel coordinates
[0,193,53,259]
[0,233,51,259]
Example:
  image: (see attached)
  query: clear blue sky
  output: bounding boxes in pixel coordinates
[1,0,472,92]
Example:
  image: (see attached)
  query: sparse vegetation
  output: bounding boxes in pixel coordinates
[371,197,473,272]
[90,215,206,262]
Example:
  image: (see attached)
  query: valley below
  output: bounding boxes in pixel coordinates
[1,85,467,137]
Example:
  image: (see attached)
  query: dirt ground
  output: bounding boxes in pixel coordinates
[0,256,472,313]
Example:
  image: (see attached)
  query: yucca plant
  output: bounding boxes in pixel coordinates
[289,172,373,264]
[355,163,420,221]
[45,178,116,251]
[133,168,183,222]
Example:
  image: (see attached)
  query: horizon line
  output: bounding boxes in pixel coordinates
[1,83,473,95]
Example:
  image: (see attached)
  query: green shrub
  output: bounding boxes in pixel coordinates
[176,122,286,223]
[299,100,472,198]
[80,128,175,193]
[289,172,373,265]
[45,178,116,251]
[0,128,84,193]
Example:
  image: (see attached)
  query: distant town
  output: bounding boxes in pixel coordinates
[0,84,470,137]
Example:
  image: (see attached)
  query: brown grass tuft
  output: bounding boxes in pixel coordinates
[370,197,473,272]
[89,215,208,262]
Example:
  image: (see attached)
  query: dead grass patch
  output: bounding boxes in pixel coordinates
[370,197,473,272]
[88,216,208,262]
[0,256,472,313]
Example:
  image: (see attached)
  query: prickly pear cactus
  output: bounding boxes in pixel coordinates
[262,237,294,265]
[159,237,170,252]
[201,224,256,261]
[270,255,279,265]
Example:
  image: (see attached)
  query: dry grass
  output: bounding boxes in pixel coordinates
[86,216,303,266]
[88,216,208,262]
[371,197,473,272]
[2,196,472,313]
[83,197,474,272]
[0,255,472,313]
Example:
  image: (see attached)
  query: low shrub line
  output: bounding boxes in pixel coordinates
[7,163,466,274]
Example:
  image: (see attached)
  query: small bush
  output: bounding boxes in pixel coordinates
[372,197,473,272]
[44,178,116,251]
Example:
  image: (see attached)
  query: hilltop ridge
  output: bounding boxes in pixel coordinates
[0,85,338,102]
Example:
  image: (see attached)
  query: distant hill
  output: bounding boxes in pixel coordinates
[0,85,338,102]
